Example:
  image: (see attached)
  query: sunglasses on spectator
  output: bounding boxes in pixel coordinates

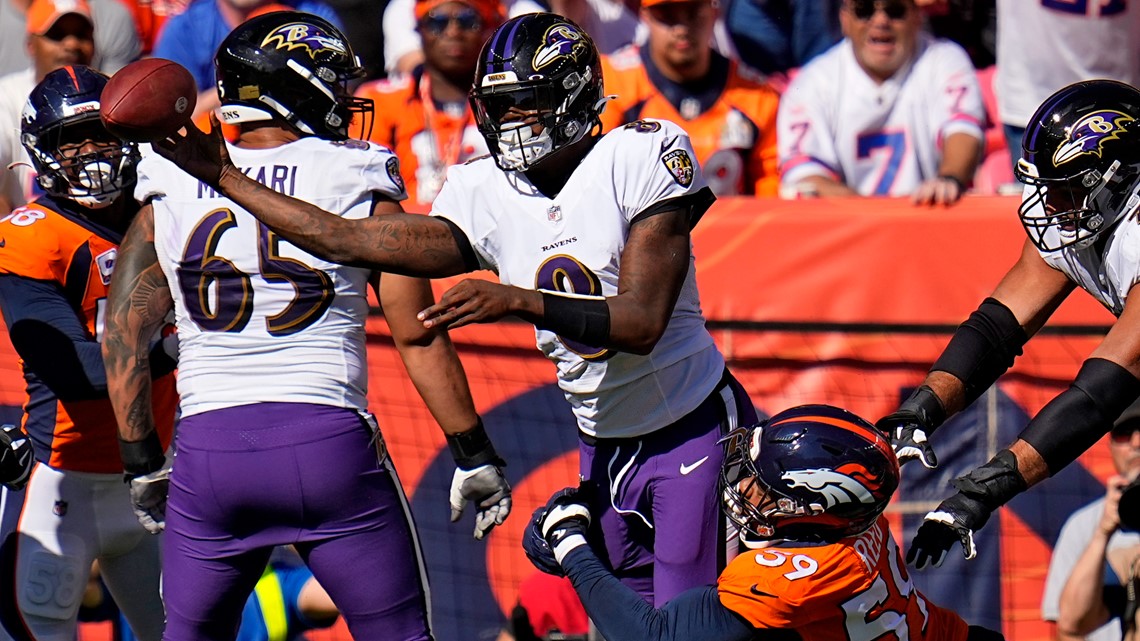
[849,0,910,20]
[421,8,483,35]
[1111,424,1140,443]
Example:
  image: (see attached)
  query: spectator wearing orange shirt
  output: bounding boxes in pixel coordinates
[355,0,502,206]
[599,0,780,197]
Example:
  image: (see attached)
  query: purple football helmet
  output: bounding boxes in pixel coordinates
[469,13,606,171]
[214,11,373,141]
[1016,80,1140,252]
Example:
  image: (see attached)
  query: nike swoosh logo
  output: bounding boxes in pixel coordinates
[749,584,777,598]
[679,456,710,475]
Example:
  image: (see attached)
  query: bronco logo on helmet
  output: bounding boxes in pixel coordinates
[782,468,876,508]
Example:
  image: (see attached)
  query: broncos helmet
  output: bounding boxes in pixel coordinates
[20,65,138,209]
[1015,79,1140,252]
[214,11,373,140]
[469,12,607,171]
[720,404,899,544]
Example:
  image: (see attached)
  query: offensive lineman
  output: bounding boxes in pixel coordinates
[101,12,511,641]
[0,66,173,641]
[875,80,1140,570]
[153,12,759,606]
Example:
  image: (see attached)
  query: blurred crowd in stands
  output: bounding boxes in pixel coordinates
[1,0,1137,214]
[0,1,1138,640]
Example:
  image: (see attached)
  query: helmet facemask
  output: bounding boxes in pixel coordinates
[1017,157,1140,252]
[23,116,138,209]
[719,425,821,544]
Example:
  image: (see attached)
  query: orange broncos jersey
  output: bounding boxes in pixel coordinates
[355,69,487,207]
[0,198,176,473]
[600,47,780,197]
[718,516,969,641]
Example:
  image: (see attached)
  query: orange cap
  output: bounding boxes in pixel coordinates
[26,0,92,36]
[414,0,503,26]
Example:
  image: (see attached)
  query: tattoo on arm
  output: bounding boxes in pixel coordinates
[102,207,173,443]
[218,167,468,276]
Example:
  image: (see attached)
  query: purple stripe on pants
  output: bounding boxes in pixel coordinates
[579,370,757,607]
[162,402,430,641]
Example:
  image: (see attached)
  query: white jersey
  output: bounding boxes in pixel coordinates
[777,34,984,197]
[431,120,724,438]
[137,137,407,417]
[996,0,1140,128]
[1039,213,1140,317]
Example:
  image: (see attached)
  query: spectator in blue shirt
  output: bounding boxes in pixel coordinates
[153,0,343,119]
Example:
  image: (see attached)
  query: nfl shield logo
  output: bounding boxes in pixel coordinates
[547,205,562,222]
[53,500,68,517]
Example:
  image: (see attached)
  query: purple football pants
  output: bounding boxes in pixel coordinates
[162,402,431,641]
[579,369,757,606]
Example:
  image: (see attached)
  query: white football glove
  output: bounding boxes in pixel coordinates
[129,459,172,534]
[450,463,512,540]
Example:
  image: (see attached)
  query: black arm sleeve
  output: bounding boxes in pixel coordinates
[1020,357,1140,475]
[931,297,1028,408]
[560,546,758,641]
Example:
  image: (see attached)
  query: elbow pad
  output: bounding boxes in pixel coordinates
[1021,358,1140,475]
[931,298,1028,406]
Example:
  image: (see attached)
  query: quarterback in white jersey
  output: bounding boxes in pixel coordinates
[432,120,722,438]
[777,0,984,205]
[874,80,1140,572]
[159,13,759,608]
[101,13,511,641]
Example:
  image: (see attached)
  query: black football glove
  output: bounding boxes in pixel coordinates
[877,385,946,469]
[907,491,991,569]
[0,424,34,491]
[523,485,593,576]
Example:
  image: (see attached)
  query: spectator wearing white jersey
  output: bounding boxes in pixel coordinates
[994,0,1140,166]
[776,0,984,206]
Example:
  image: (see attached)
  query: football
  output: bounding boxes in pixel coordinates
[101,58,197,142]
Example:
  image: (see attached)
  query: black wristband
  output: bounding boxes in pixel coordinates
[938,174,966,191]
[952,449,1028,510]
[541,293,611,346]
[897,385,948,432]
[446,418,505,470]
[119,432,165,480]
